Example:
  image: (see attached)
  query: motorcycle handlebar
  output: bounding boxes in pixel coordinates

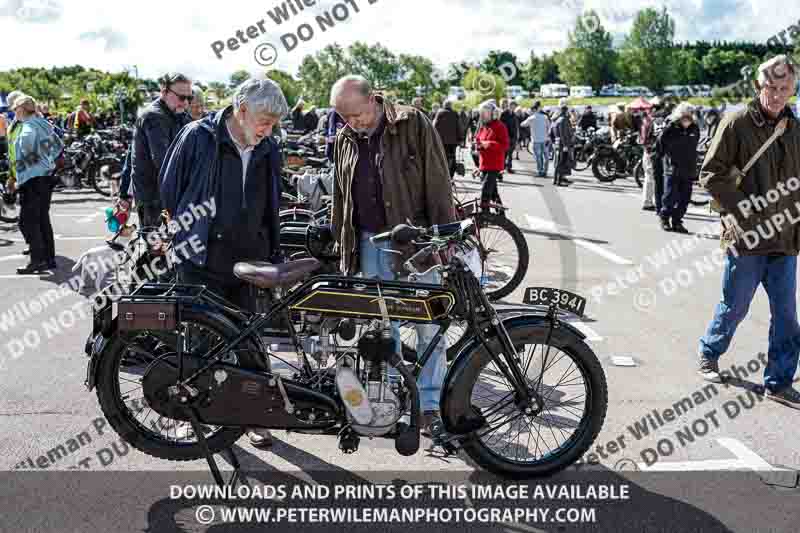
[370,220,474,246]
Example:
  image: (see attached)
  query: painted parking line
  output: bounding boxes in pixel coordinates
[638,438,782,472]
[525,214,633,266]
[77,211,105,223]
[55,236,108,241]
[573,238,634,265]
[7,234,62,242]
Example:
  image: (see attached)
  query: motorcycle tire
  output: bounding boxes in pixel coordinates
[95,307,269,462]
[474,212,529,302]
[453,319,607,478]
[572,146,592,172]
[591,153,618,183]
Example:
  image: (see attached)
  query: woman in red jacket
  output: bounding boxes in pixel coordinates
[474,100,510,206]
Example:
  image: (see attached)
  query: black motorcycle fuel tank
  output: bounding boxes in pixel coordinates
[141,355,340,430]
[289,277,456,323]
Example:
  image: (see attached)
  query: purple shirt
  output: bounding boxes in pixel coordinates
[352,115,387,233]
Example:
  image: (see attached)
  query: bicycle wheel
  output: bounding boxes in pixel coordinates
[0,180,20,224]
[475,212,529,301]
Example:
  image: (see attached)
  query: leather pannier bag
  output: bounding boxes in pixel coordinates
[118,302,177,331]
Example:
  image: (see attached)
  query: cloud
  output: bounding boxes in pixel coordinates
[0,0,63,23]
[1,0,799,84]
[79,27,128,52]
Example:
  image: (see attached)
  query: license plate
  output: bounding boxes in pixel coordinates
[523,287,587,317]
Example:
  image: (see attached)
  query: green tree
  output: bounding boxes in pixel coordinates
[480,50,523,86]
[555,10,616,89]
[229,69,251,89]
[617,7,676,90]
[671,48,704,85]
[207,82,229,104]
[266,69,302,107]
[296,43,351,106]
[395,54,436,103]
[462,68,506,104]
[348,42,400,91]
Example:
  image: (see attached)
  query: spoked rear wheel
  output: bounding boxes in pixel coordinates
[455,322,607,478]
[95,308,268,461]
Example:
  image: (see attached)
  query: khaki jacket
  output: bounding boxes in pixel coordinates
[331,95,456,275]
[701,99,800,256]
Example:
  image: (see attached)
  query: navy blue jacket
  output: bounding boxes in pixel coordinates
[132,98,191,205]
[159,106,283,268]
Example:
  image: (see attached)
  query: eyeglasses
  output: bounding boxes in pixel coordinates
[168,89,193,103]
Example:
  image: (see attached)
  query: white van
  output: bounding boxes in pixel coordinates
[506,85,528,100]
[540,84,569,98]
[570,86,594,98]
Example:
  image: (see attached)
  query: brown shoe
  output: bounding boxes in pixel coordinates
[421,410,441,438]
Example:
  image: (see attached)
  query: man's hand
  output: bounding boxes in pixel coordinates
[5,179,15,195]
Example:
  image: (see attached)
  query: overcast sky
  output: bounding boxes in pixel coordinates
[1,0,797,83]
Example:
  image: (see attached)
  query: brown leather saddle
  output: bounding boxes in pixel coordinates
[233,258,321,289]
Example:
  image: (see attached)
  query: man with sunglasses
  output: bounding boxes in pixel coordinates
[125,73,192,228]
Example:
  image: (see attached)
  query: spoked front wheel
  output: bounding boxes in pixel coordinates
[453,320,607,478]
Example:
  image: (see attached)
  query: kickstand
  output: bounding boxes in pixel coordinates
[187,408,249,490]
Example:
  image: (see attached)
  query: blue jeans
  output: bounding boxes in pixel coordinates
[533,142,548,176]
[359,232,447,412]
[699,253,800,392]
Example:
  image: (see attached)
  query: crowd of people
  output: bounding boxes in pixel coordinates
[2,52,800,417]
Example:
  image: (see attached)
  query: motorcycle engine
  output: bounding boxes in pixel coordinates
[335,326,406,437]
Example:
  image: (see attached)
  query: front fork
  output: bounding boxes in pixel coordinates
[470,279,550,416]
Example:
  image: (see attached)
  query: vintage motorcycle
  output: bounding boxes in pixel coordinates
[84,219,607,483]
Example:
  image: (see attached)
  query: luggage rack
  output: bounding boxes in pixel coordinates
[120,281,254,489]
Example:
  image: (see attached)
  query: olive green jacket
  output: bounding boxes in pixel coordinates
[331,95,456,275]
[700,99,800,256]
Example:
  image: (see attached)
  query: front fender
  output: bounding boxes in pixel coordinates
[440,313,587,435]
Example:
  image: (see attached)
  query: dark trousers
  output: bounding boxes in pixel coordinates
[178,262,259,312]
[444,144,457,178]
[505,138,517,170]
[19,177,55,265]
[661,173,691,224]
[652,155,665,213]
[137,202,162,229]
[481,171,503,205]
